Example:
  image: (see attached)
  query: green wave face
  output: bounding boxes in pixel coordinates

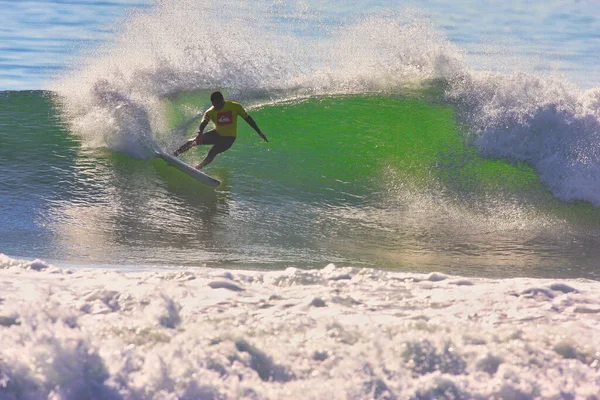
[163,91,544,203]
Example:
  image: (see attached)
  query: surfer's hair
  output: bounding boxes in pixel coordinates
[210,91,224,102]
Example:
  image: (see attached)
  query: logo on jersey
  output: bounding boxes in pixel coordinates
[217,111,233,125]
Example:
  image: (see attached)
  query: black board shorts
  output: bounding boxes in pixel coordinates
[198,130,236,155]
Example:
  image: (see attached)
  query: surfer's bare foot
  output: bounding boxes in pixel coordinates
[173,139,196,157]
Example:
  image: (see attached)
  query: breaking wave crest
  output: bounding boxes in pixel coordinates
[51,0,600,206]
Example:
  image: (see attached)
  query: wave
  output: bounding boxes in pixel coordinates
[50,0,600,206]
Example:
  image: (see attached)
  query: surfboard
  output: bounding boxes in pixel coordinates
[154,149,221,187]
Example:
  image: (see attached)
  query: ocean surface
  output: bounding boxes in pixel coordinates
[1,1,600,398]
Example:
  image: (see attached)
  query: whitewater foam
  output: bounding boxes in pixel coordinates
[448,71,600,206]
[1,254,599,399]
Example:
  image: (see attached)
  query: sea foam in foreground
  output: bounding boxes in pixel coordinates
[0,254,598,399]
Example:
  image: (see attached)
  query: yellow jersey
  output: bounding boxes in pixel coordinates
[203,100,249,137]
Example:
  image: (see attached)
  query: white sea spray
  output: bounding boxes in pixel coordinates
[50,0,600,206]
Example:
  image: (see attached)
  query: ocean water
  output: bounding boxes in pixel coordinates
[1,0,600,398]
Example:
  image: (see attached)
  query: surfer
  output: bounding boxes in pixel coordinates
[173,91,268,169]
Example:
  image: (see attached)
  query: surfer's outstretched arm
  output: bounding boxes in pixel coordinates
[173,119,209,156]
[244,116,268,142]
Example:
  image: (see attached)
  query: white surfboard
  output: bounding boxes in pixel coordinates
[154,149,221,187]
